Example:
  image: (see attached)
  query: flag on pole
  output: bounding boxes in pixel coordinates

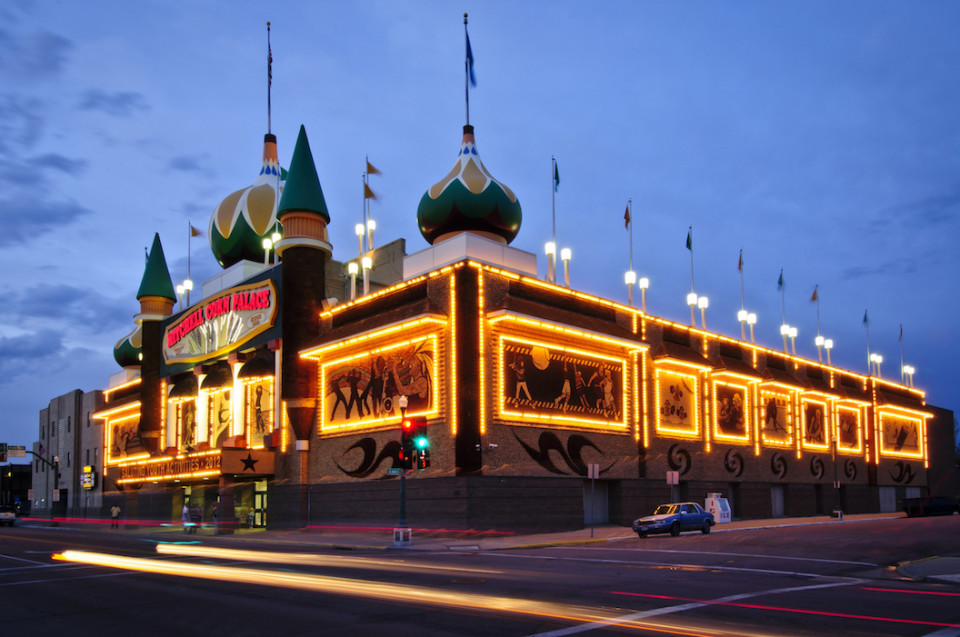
[777,269,783,290]
[863,310,869,325]
[553,161,560,192]
[810,286,818,302]
[685,228,692,251]
[899,324,903,342]
[366,160,381,175]
[364,184,377,200]
[466,28,477,87]
[624,204,630,228]
[190,224,203,237]
[737,249,742,272]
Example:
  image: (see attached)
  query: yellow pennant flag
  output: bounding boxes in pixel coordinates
[366,160,381,175]
[190,224,203,237]
[364,184,377,200]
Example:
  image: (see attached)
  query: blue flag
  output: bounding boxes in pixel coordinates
[466,30,477,87]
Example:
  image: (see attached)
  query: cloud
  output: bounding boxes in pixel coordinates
[0,95,46,153]
[0,328,65,383]
[0,283,131,333]
[0,196,91,245]
[841,256,919,281]
[168,154,207,173]
[869,192,960,233]
[0,28,71,82]
[77,89,149,118]
[27,153,87,175]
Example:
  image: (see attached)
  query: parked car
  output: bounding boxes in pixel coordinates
[0,505,15,527]
[633,502,714,538]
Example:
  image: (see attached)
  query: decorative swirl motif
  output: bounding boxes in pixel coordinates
[336,438,401,478]
[770,453,788,480]
[724,449,744,477]
[844,459,857,481]
[810,457,825,480]
[667,444,691,475]
[513,431,613,476]
[890,461,916,484]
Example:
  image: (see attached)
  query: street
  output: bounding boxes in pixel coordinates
[1,516,958,636]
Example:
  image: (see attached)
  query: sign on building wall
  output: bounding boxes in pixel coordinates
[654,367,700,438]
[163,280,277,365]
[320,334,439,433]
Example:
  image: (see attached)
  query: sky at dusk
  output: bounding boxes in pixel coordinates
[1,1,958,453]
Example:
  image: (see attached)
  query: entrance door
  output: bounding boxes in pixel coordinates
[771,485,785,517]
[253,479,268,528]
[583,481,609,525]
[879,487,897,513]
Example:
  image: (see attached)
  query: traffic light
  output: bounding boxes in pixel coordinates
[412,417,430,469]
[400,418,415,471]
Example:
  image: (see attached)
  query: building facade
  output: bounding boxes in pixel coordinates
[82,120,953,534]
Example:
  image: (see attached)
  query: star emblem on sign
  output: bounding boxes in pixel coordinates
[240,453,259,472]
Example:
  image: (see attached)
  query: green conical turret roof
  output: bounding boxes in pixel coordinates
[277,125,330,223]
[136,233,176,301]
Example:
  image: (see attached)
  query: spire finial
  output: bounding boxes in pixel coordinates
[267,21,273,134]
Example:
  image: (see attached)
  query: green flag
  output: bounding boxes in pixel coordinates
[553,161,560,192]
[685,228,692,251]
[863,310,869,325]
[777,269,783,290]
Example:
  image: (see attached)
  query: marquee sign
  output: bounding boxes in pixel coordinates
[163,280,278,365]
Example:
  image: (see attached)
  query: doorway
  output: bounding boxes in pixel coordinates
[583,480,609,525]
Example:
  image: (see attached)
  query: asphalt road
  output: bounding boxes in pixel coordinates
[1,516,959,636]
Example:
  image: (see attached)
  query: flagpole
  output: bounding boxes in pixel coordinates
[627,199,634,306]
[549,156,557,283]
[464,13,470,126]
[738,249,745,340]
[864,310,871,374]
[898,324,904,383]
[267,21,272,135]
[688,226,694,294]
[186,221,192,306]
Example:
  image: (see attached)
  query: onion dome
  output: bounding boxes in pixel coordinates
[209,134,285,268]
[113,325,142,367]
[417,125,522,245]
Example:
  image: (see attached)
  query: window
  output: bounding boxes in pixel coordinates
[86,449,90,464]
[68,416,71,432]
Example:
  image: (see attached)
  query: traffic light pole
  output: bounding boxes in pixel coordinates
[24,450,59,526]
[398,397,408,527]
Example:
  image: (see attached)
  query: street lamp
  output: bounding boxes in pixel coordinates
[262,237,273,266]
[697,295,709,331]
[780,323,790,354]
[347,261,359,301]
[545,242,557,284]
[182,278,193,307]
[903,364,916,388]
[788,326,798,357]
[625,270,636,307]
[747,312,757,344]
[824,338,834,366]
[638,277,649,314]
[176,284,185,310]
[738,309,748,341]
[815,335,825,363]
[560,247,571,287]
[870,353,883,378]
[271,231,282,265]
[686,292,698,327]
[361,256,372,297]
[355,223,365,257]
[366,219,377,251]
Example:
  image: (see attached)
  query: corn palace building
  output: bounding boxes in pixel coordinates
[92,117,955,533]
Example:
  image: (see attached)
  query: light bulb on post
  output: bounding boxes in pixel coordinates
[355,223,365,257]
[815,335,825,364]
[638,277,649,313]
[262,237,273,266]
[560,247,571,287]
[747,312,757,344]
[788,326,798,356]
[737,309,748,341]
[824,338,834,365]
[347,261,359,301]
[361,255,373,296]
[271,231,282,264]
[697,295,709,330]
[686,292,698,327]
[366,219,377,251]
[780,323,790,354]
[545,242,557,284]
[625,270,636,307]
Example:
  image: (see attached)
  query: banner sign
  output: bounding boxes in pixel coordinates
[163,280,277,365]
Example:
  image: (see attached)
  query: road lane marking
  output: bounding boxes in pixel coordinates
[489,552,831,579]
[527,580,860,636]
[564,546,878,568]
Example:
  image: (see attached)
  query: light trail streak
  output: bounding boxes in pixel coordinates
[613,590,960,629]
[861,586,960,598]
[55,550,749,636]
[155,544,503,575]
